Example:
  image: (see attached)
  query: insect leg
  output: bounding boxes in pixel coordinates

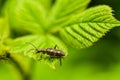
[54,45,57,49]
[49,56,54,62]
[40,52,45,60]
[39,51,47,61]
[59,57,62,66]
[38,54,43,61]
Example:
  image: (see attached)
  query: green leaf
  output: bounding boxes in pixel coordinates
[60,5,120,49]
[35,0,54,11]
[10,34,67,68]
[0,18,10,56]
[50,0,90,18]
[49,0,90,29]
[0,18,9,42]
[6,0,90,33]
[7,0,47,33]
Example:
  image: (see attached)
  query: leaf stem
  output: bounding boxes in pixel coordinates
[9,55,32,80]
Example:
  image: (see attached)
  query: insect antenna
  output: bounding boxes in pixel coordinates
[26,42,40,54]
[26,42,38,50]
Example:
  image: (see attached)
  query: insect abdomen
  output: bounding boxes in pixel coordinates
[46,49,65,57]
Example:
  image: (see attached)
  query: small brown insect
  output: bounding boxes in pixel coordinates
[28,42,65,66]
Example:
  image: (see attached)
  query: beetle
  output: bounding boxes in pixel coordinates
[27,42,65,66]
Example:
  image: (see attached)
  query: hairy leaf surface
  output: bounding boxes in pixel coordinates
[10,34,67,68]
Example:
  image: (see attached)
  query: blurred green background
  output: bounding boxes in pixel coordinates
[0,0,120,80]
